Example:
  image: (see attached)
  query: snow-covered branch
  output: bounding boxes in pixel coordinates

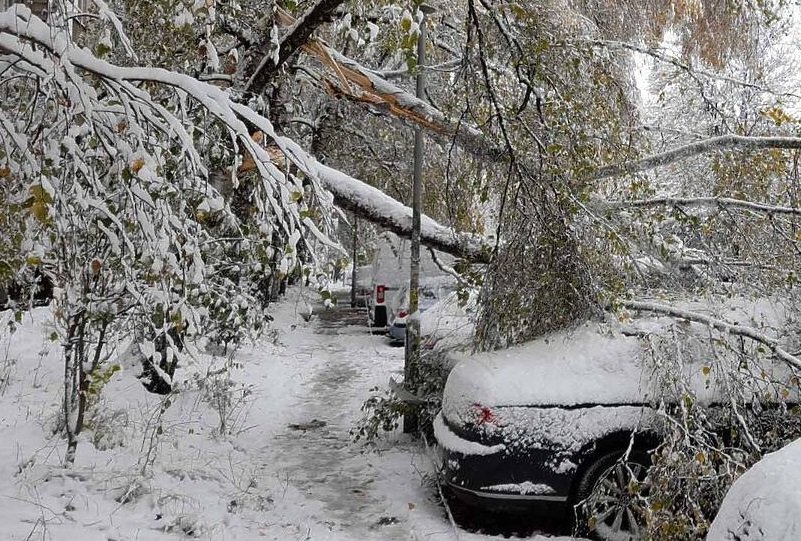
[0,5,491,263]
[596,196,801,217]
[595,135,801,180]
[622,300,801,371]
[235,105,493,261]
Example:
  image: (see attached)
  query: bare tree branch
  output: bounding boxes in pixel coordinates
[594,135,801,180]
[596,196,801,216]
[622,300,801,371]
[589,39,801,101]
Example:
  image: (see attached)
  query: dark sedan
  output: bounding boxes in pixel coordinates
[434,311,796,541]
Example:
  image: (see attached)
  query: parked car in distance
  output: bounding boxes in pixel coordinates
[386,284,439,345]
[350,264,373,307]
[387,286,476,350]
[434,299,794,541]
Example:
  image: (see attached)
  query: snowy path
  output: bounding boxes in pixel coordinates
[239,309,427,540]
[248,305,411,540]
[0,293,581,540]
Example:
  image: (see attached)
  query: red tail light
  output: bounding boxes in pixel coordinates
[471,403,497,426]
[376,285,385,304]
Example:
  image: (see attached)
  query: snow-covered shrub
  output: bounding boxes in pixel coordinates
[0,4,339,463]
[192,358,252,435]
[87,405,129,451]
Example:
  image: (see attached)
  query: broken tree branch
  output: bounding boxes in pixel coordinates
[242,0,345,93]
[268,8,507,164]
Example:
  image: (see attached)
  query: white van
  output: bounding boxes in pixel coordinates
[366,233,452,329]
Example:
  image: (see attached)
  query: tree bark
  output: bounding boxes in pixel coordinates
[242,0,346,93]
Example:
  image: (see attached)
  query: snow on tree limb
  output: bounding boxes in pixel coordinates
[595,135,801,180]
[622,300,801,371]
[233,105,492,262]
[596,196,801,216]
[0,5,491,263]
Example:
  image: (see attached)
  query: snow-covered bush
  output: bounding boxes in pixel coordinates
[0,4,338,463]
[352,349,452,441]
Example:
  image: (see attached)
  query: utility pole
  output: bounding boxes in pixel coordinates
[350,216,358,307]
[404,4,432,434]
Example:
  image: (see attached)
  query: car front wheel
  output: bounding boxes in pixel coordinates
[574,449,650,541]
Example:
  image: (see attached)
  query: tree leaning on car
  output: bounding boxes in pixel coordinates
[2,2,801,538]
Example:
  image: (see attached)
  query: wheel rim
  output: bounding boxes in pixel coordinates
[583,460,648,541]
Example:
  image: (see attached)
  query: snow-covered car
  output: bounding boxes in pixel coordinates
[434,302,795,541]
[417,289,477,352]
[707,437,801,540]
[386,279,468,346]
[386,285,440,345]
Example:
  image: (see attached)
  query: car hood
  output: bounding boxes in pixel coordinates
[443,299,796,423]
[443,322,648,415]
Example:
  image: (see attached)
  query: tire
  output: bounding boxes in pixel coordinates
[573,449,651,541]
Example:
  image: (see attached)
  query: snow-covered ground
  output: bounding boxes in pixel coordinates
[0,288,580,540]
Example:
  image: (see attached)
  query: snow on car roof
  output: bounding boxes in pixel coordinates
[419,290,476,348]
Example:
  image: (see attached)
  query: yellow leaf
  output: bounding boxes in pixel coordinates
[0,166,10,178]
[702,365,711,376]
[26,255,41,266]
[29,184,52,204]
[131,158,146,173]
[695,451,706,464]
[30,201,48,222]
